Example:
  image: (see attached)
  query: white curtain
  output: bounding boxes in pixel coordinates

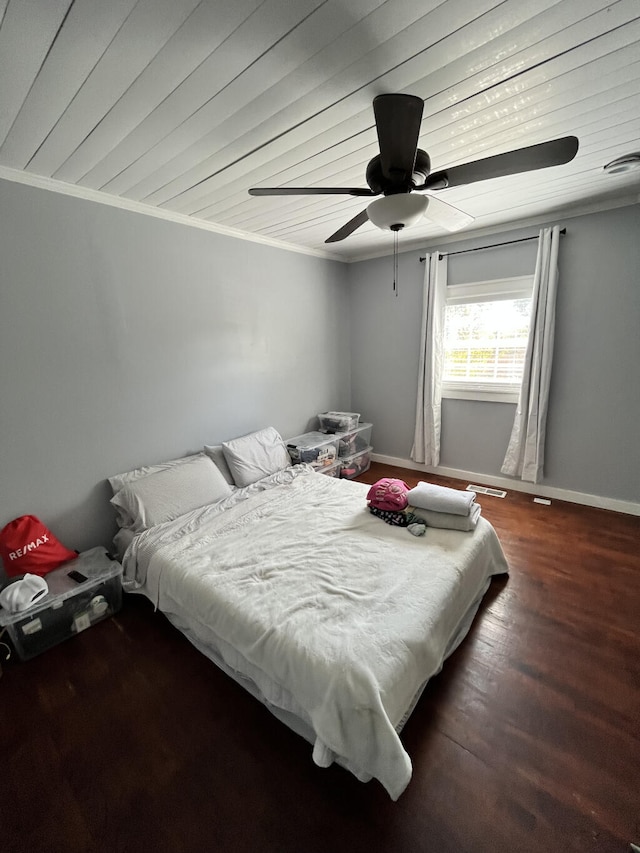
[501,225,561,482]
[411,252,448,466]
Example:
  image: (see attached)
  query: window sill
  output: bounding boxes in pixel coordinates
[442,384,520,404]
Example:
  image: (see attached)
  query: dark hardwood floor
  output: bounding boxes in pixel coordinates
[2,463,639,853]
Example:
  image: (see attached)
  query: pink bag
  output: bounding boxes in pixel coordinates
[366,478,410,511]
[0,515,77,577]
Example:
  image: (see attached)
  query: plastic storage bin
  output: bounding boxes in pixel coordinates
[285,431,340,469]
[317,411,360,433]
[340,446,373,480]
[330,422,373,458]
[316,460,342,478]
[0,547,123,661]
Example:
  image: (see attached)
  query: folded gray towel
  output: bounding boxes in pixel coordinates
[408,502,481,531]
[406,482,476,516]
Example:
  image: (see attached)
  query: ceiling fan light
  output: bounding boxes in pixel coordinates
[367,194,428,231]
[603,153,640,175]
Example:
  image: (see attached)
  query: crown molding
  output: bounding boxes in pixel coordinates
[3,165,636,268]
[0,165,344,263]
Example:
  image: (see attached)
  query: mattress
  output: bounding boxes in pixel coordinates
[121,466,508,799]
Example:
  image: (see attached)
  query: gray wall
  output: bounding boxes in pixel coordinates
[0,179,350,554]
[348,205,640,504]
[2,176,637,572]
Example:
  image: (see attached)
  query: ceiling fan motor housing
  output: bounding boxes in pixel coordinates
[366,149,431,194]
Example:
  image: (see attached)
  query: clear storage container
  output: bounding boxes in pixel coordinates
[317,411,360,433]
[329,422,373,458]
[0,547,123,661]
[316,460,342,478]
[285,431,340,469]
[340,446,373,480]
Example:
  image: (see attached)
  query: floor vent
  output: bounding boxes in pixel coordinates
[466,484,507,498]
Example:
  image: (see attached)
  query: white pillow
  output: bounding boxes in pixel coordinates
[221,427,291,488]
[110,454,232,532]
[203,444,236,486]
[108,452,204,495]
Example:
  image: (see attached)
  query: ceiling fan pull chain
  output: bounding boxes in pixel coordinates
[393,229,399,297]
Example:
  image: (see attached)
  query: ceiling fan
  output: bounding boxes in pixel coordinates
[248,94,579,244]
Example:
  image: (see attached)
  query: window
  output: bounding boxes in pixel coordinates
[442,275,533,403]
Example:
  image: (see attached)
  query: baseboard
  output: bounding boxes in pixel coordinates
[371,453,640,517]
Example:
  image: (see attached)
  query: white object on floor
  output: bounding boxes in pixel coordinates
[467,484,507,498]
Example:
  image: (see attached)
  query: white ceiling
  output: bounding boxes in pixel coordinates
[1,0,639,262]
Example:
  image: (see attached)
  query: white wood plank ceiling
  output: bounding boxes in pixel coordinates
[1,0,639,261]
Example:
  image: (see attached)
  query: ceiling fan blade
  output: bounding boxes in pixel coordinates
[249,186,376,197]
[325,208,370,243]
[423,196,474,232]
[373,93,424,183]
[423,136,579,190]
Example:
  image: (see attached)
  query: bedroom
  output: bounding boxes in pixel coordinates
[1,1,639,851]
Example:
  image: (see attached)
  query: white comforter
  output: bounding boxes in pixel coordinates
[122,466,508,800]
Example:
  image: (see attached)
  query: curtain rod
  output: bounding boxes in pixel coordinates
[419,228,566,262]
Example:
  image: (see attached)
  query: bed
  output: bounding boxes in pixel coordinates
[112,431,508,800]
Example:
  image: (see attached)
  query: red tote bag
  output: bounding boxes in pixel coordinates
[0,515,77,577]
